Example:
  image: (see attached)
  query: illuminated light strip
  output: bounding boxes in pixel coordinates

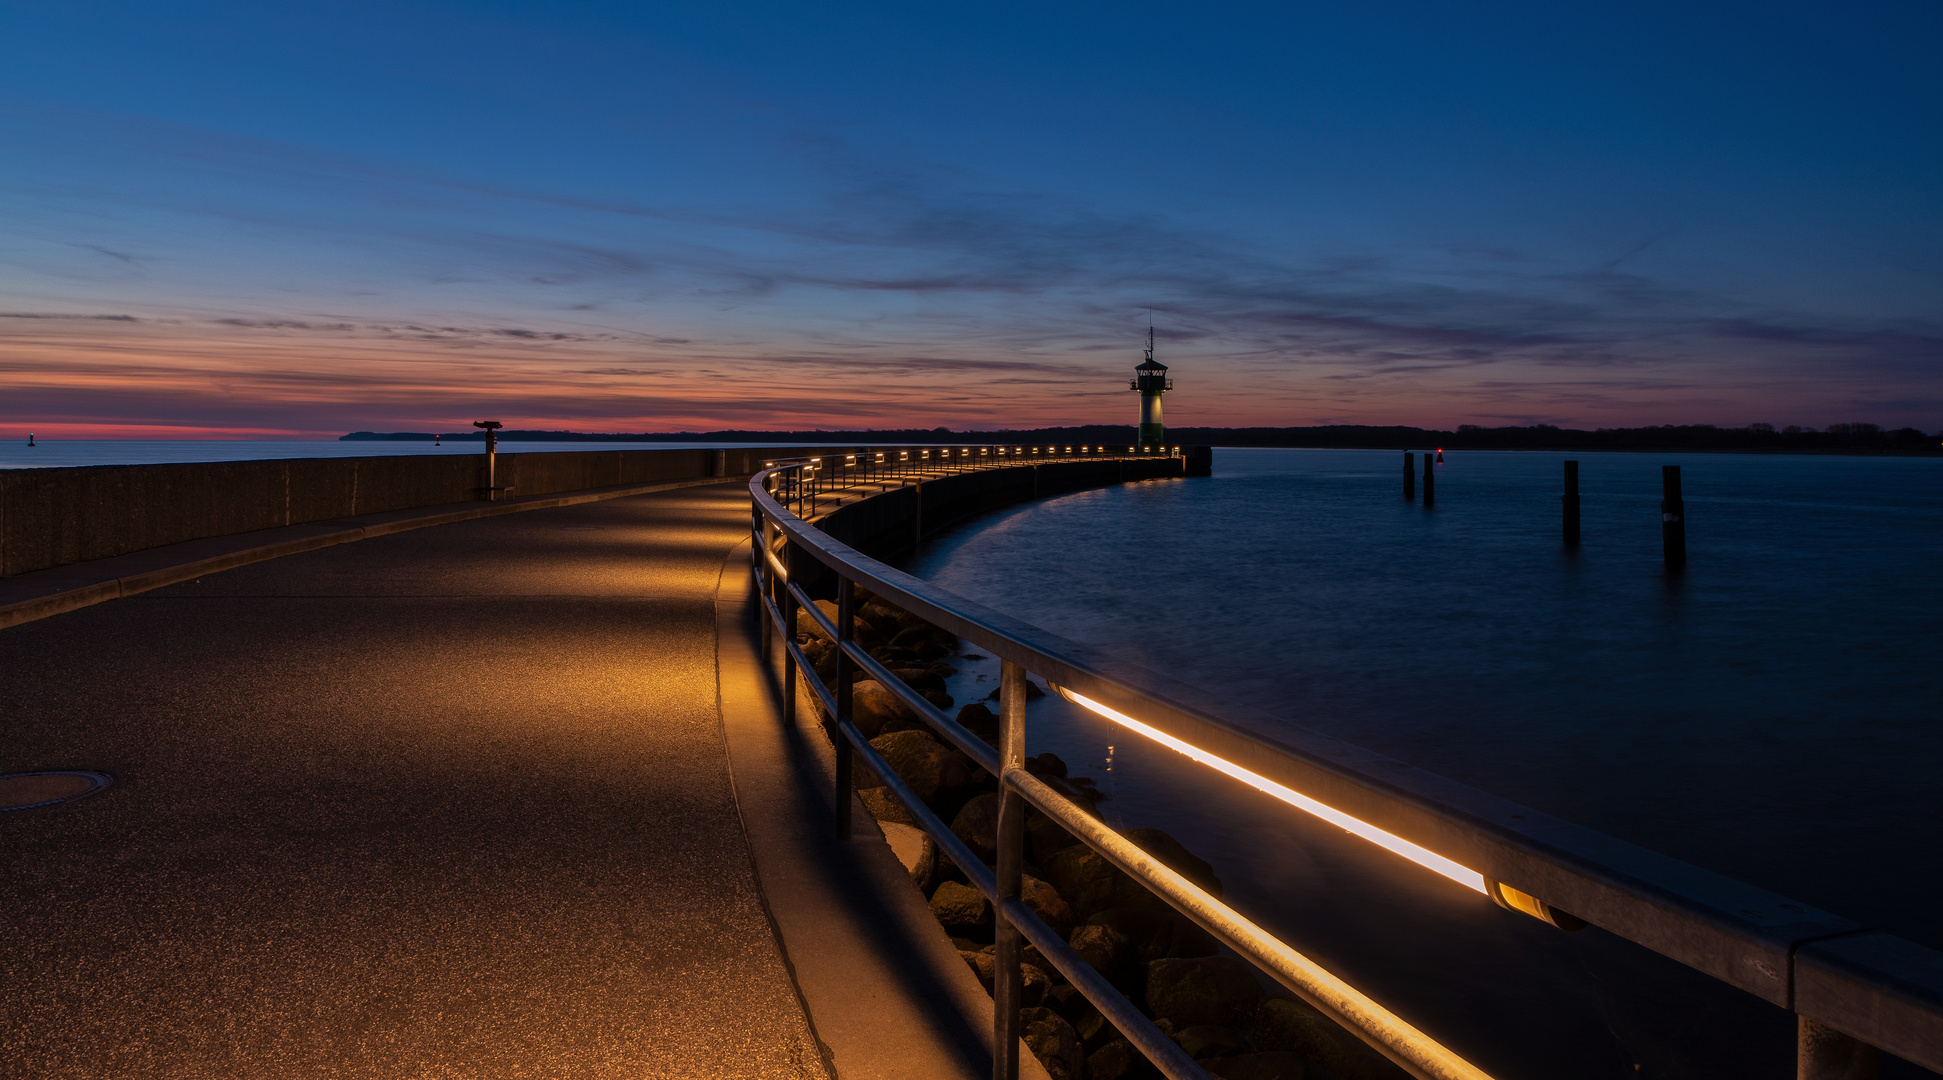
[1060,689,1488,894]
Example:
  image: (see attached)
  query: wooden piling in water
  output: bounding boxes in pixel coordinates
[1403,452,1416,500]
[1563,460,1580,545]
[1661,465,1685,567]
[1422,452,1435,507]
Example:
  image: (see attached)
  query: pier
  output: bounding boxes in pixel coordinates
[3,444,1939,1079]
[0,446,1180,1079]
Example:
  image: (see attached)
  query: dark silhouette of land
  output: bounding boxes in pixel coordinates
[345,422,1942,454]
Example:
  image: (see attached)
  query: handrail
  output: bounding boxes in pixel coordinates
[746,451,1941,1079]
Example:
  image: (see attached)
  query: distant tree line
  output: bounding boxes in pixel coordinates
[343,422,1941,453]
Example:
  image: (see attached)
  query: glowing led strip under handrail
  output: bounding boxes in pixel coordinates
[1060,689,1487,894]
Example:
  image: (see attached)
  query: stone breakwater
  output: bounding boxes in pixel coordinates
[795,595,1406,1080]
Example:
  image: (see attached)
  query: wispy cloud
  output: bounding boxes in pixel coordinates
[2,102,1939,435]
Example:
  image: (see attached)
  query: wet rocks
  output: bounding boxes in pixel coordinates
[930,881,991,934]
[1087,1039,1140,1080]
[850,679,915,737]
[951,793,1002,862]
[1175,1024,1247,1060]
[1252,998,1398,1080]
[955,702,1000,747]
[869,729,971,803]
[1122,827,1222,898]
[1068,923,1130,980]
[1020,1007,1087,1080]
[1021,874,1076,937]
[1040,843,1131,917]
[1145,955,1266,1030]
[1207,1052,1308,1080]
[1085,907,1215,963]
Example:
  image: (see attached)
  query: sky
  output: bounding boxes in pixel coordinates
[2,0,1939,438]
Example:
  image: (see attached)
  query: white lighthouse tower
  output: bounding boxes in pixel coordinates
[1130,326,1172,451]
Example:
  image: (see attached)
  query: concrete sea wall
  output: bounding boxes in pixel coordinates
[0,446,820,578]
[816,455,1191,567]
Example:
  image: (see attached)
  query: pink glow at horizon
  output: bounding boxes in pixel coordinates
[3,311,1920,440]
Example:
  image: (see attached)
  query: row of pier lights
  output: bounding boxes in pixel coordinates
[1405,451,1690,567]
[761,444,1183,517]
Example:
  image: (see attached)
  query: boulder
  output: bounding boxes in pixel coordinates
[1123,828,1222,898]
[1088,1039,1139,1080]
[1089,907,1218,962]
[1253,998,1395,1080]
[892,622,958,651]
[870,729,973,804]
[850,679,916,737]
[1020,1006,1087,1080]
[922,689,954,711]
[860,599,923,635]
[1040,842,1137,917]
[1021,874,1076,937]
[961,949,1053,1007]
[1206,1053,1308,1080]
[1068,923,1129,979]
[1050,988,1115,1049]
[851,745,888,789]
[930,881,991,934]
[951,793,1002,863]
[879,820,939,892]
[890,667,947,693]
[910,639,951,662]
[1027,811,1081,861]
[858,786,916,826]
[984,678,1046,701]
[799,637,840,687]
[868,644,923,666]
[1027,752,1070,777]
[1174,1024,1247,1060]
[796,600,839,640]
[1145,956,1265,1030]
[956,703,1000,747]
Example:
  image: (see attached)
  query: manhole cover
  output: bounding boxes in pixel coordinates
[0,771,112,811]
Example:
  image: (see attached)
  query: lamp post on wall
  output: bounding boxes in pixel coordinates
[474,420,503,501]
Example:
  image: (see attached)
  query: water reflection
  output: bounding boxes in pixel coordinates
[915,448,1942,1078]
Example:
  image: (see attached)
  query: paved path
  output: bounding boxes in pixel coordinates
[0,483,828,1079]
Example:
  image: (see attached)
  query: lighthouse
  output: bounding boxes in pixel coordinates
[1130,326,1172,451]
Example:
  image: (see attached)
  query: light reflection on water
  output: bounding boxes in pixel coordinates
[913,447,1943,1079]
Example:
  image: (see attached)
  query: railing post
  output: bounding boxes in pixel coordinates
[993,660,1028,1080]
[780,542,798,728]
[1799,1017,1878,1080]
[834,575,856,839]
[754,511,771,662]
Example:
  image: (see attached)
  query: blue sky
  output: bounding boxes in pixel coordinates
[2,0,1938,436]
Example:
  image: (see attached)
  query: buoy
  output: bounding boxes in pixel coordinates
[1436,448,1444,463]
[27,433,35,446]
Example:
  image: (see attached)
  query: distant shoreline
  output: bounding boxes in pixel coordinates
[343,423,1942,456]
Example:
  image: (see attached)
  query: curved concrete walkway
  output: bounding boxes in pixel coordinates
[0,484,841,1078]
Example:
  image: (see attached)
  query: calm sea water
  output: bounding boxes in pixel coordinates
[911,448,1943,1079]
[0,439,789,471]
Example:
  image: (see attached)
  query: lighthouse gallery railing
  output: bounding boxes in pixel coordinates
[747,450,1943,1080]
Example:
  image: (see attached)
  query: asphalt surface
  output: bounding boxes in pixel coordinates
[0,483,828,1079]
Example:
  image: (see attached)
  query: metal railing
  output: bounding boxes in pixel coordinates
[747,453,1942,1080]
[758,443,1182,520]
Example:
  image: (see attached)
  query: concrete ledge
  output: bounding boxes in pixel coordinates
[0,475,732,632]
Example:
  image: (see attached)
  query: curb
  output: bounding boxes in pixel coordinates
[0,475,737,632]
